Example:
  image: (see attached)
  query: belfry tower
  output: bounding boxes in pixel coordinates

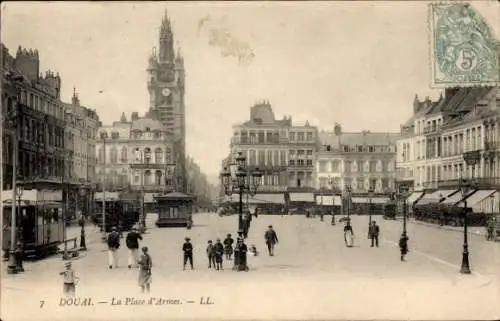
[146,9,187,193]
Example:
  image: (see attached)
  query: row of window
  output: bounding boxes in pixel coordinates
[415,160,500,183]
[97,146,172,164]
[318,160,394,173]
[324,144,395,153]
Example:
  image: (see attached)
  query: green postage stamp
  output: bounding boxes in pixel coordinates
[429,2,500,87]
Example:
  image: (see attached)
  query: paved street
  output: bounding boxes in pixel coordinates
[2,213,500,321]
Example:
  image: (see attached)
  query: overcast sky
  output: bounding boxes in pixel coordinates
[2,1,499,183]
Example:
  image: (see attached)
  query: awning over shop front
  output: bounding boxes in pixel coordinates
[144,193,155,203]
[94,192,120,201]
[416,190,455,206]
[351,197,388,204]
[406,192,423,204]
[247,194,285,204]
[316,195,341,206]
[290,193,314,202]
[457,190,498,213]
[441,190,462,205]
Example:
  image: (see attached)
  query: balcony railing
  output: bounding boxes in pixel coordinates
[437,177,500,189]
[423,125,441,135]
[485,141,500,150]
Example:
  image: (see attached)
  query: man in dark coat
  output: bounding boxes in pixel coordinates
[399,232,409,261]
[214,238,224,270]
[233,238,248,271]
[182,237,194,270]
[107,227,120,269]
[126,227,143,268]
[264,225,279,256]
[368,221,380,247]
[223,234,234,260]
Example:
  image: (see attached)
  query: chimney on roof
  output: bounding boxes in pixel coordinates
[334,123,342,136]
[413,94,421,114]
[131,112,139,121]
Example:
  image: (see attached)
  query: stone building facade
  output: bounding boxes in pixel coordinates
[317,123,399,194]
[95,113,176,203]
[227,101,318,205]
[1,44,100,219]
[397,87,500,214]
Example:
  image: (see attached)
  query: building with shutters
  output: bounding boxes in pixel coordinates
[95,112,176,207]
[317,123,399,210]
[225,101,319,211]
[398,87,500,218]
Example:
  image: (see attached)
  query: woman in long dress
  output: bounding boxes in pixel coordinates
[138,246,152,293]
[344,219,354,247]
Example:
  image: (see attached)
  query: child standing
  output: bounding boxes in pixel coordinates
[182,237,194,270]
[206,240,216,269]
[59,262,78,296]
[214,238,224,270]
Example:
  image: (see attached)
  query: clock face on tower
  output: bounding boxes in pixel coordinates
[162,88,171,97]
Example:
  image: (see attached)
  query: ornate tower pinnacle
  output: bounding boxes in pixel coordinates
[159,9,175,63]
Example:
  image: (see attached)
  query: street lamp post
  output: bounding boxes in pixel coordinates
[78,185,87,250]
[459,178,472,274]
[134,148,146,233]
[220,152,262,234]
[368,187,374,237]
[460,150,480,274]
[399,186,409,260]
[14,185,24,272]
[328,177,335,225]
[100,131,108,241]
[345,184,352,221]
[7,72,24,274]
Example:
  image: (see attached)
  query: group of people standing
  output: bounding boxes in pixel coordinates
[106,226,152,293]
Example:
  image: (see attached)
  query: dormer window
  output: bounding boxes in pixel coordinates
[146,127,151,132]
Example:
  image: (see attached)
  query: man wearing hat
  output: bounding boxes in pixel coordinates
[59,261,78,296]
[264,225,279,256]
[138,246,152,293]
[182,237,194,270]
[126,226,143,269]
[107,227,121,269]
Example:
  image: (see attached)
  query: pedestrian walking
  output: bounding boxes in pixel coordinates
[214,238,224,270]
[206,240,216,269]
[107,227,121,268]
[126,227,143,269]
[59,262,78,296]
[182,237,194,270]
[264,225,279,256]
[233,238,248,271]
[344,219,354,247]
[368,221,380,247]
[399,233,409,261]
[138,246,152,293]
[223,234,234,260]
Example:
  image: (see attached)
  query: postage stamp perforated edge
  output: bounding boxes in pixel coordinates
[427,1,500,88]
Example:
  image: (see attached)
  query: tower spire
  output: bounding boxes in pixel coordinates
[159,8,175,63]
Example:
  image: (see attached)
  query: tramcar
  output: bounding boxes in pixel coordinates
[154,192,194,227]
[2,189,64,259]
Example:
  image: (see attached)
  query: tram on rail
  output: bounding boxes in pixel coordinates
[93,192,140,232]
[2,189,64,259]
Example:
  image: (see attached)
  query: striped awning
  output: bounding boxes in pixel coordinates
[457,190,498,213]
[406,192,423,204]
[316,195,341,206]
[441,190,462,205]
[290,193,314,202]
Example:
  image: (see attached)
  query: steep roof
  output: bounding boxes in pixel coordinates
[320,131,400,149]
[131,117,166,132]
